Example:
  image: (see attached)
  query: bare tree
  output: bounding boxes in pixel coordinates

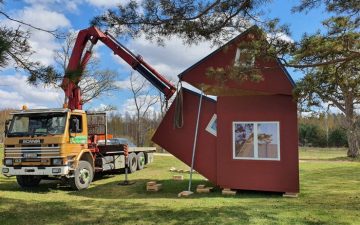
[158,82,175,118]
[129,72,159,146]
[52,32,119,105]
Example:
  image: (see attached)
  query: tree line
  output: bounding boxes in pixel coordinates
[298,113,355,148]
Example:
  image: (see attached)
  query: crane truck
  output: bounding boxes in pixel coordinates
[1,26,176,190]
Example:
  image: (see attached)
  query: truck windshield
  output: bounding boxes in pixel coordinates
[8,113,67,137]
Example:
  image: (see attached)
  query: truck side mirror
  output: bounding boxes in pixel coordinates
[4,119,11,136]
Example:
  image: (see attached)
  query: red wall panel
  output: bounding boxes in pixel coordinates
[216,95,299,193]
[152,88,218,183]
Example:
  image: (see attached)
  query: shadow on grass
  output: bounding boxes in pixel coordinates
[332,156,360,162]
[0,173,122,193]
[69,178,283,200]
[1,195,346,225]
[0,176,65,193]
[0,196,261,225]
[300,157,360,162]
[0,175,283,200]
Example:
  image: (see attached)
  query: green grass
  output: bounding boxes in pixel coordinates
[0,146,359,225]
[299,147,360,161]
[299,147,347,159]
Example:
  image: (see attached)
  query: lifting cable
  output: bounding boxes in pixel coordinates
[188,88,204,192]
[174,81,184,129]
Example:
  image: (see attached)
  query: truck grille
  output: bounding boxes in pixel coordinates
[4,145,61,159]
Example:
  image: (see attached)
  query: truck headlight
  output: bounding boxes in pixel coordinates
[2,167,9,173]
[4,159,13,166]
[52,158,63,165]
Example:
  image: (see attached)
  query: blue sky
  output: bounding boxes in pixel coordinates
[0,0,328,113]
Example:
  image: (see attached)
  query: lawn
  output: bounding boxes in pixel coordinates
[299,147,360,162]
[0,146,359,225]
[300,147,346,159]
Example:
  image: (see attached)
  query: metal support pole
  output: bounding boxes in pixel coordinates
[118,150,135,186]
[124,159,129,183]
[188,90,203,192]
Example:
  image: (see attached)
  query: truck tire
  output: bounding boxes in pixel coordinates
[16,175,41,188]
[128,153,137,173]
[137,152,145,170]
[69,160,94,190]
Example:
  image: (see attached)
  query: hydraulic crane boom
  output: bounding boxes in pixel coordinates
[61,26,176,110]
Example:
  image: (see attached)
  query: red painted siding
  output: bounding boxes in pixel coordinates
[216,95,299,193]
[152,88,218,183]
[180,37,294,95]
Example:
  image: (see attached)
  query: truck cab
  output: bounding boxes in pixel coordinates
[2,108,154,190]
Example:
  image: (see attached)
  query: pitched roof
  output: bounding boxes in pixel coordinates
[178,26,295,96]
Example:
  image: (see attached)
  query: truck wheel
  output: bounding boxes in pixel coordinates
[16,175,41,188]
[128,153,137,173]
[137,152,145,170]
[69,160,94,190]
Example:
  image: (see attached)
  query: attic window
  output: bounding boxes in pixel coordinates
[234,48,255,67]
[206,114,217,136]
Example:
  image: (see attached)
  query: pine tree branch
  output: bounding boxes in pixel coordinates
[279,54,360,68]
[0,11,63,38]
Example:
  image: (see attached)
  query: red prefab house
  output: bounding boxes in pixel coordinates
[153,26,299,194]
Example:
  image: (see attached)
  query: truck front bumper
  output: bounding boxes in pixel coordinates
[1,166,71,176]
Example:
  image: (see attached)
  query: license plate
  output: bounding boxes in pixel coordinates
[24,153,38,158]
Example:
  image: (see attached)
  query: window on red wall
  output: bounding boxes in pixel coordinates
[233,122,280,160]
[206,114,217,136]
[234,48,255,68]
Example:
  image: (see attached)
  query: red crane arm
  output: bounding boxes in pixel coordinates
[61,26,176,110]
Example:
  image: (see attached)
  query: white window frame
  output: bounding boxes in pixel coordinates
[206,114,217,136]
[232,121,280,161]
[234,48,255,67]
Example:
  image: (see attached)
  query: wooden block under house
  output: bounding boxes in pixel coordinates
[147,183,162,192]
[173,175,184,180]
[178,191,193,197]
[222,188,236,195]
[282,192,299,198]
[196,187,213,193]
[146,181,157,186]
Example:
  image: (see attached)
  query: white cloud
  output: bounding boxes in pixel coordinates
[111,35,214,81]
[88,103,117,112]
[17,5,70,30]
[24,0,80,12]
[114,79,132,90]
[1,5,71,66]
[85,0,122,8]
[267,32,294,43]
[0,74,63,109]
[120,95,160,116]
[24,0,127,11]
